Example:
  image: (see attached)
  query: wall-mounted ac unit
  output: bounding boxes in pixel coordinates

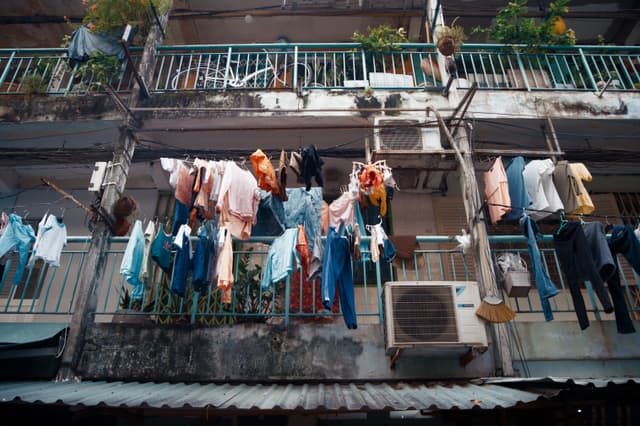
[373,117,442,152]
[383,281,488,355]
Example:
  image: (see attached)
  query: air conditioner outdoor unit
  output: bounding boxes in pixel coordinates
[373,117,442,152]
[383,281,488,355]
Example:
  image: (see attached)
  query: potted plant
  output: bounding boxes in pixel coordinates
[352,25,415,87]
[472,0,576,51]
[81,0,170,41]
[435,17,467,57]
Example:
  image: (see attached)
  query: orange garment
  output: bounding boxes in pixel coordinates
[216,230,234,304]
[367,184,387,216]
[358,165,383,194]
[321,201,329,236]
[483,157,512,225]
[296,225,310,278]
[250,149,279,194]
[175,162,195,206]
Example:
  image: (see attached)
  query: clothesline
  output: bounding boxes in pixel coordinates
[482,201,640,222]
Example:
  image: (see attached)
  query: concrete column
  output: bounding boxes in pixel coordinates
[56,4,172,381]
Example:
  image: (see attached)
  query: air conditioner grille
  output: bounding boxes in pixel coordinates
[377,120,422,150]
[391,286,458,343]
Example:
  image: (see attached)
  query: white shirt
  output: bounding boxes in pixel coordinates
[160,157,180,188]
[31,214,67,268]
[139,221,156,282]
[523,159,564,221]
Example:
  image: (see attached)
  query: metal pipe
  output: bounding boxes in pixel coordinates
[131,106,453,113]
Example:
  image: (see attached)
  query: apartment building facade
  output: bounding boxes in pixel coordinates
[0,1,639,424]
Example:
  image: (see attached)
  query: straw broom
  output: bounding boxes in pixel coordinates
[472,196,516,322]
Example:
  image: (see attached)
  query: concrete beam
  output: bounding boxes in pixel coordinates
[78,323,495,382]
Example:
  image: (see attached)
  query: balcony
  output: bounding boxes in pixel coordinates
[2,232,639,381]
[1,43,637,95]
[2,234,638,326]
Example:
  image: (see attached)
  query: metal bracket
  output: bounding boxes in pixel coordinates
[389,348,403,369]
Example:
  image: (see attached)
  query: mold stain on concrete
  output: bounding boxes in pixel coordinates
[553,99,628,116]
[355,95,381,117]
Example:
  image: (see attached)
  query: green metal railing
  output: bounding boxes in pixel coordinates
[455,44,640,91]
[2,44,638,95]
[153,43,441,91]
[0,47,142,95]
[488,234,640,320]
[0,234,638,325]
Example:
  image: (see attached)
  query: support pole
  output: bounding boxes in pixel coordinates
[428,107,515,377]
[56,4,172,382]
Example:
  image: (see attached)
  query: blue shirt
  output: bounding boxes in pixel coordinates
[505,156,531,220]
[0,214,36,285]
[261,228,299,290]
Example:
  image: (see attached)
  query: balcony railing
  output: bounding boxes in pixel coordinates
[455,44,640,92]
[152,43,441,91]
[1,234,638,326]
[0,48,142,95]
[2,44,638,95]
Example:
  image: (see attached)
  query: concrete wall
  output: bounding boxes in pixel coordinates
[71,316,640,382]
[513,321,640,378]
[78,323,496,382]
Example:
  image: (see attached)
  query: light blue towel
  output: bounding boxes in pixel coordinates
[120,220,145,301]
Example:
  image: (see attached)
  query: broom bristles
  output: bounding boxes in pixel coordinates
[476,298,516,323]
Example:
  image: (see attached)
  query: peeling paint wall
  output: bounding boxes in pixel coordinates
[2,89,639,123]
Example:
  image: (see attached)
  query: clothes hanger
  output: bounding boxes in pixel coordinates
[555,210,568,235]
[604,215,613,233]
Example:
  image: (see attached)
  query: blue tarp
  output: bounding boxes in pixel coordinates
[0,323,68,348]
[67,26,125,62]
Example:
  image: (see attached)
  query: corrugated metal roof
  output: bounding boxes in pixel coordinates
[480,376,640,388]
[0,381,548,412]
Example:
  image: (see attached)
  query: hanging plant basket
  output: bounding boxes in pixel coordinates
[436,36,456,57]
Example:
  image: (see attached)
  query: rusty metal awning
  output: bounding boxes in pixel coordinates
[0,380,550,412]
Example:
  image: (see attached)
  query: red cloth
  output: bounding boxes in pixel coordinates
[289,273,339,314]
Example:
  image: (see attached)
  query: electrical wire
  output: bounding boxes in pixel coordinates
[0,184,46,200]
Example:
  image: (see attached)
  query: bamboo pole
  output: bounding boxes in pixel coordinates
[428,106,515,376]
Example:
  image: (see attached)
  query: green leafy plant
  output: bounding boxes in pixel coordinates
[20,73,49,95]
[473,0,576,50]
[19,58,61,94]
[352,24,409,52]
[233,252,271,323]
[75,51,122,90]
[82,0,171,39]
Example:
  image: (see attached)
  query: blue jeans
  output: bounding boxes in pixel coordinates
[321,227,357,329]
[521,216,558,321]
[192,226,210,292]
[171,200,190,237]
[170,230,191,297]
[284,187,322,252]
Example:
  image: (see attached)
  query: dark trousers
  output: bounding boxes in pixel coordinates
[607,225,640,333]
[553,222,613,330]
